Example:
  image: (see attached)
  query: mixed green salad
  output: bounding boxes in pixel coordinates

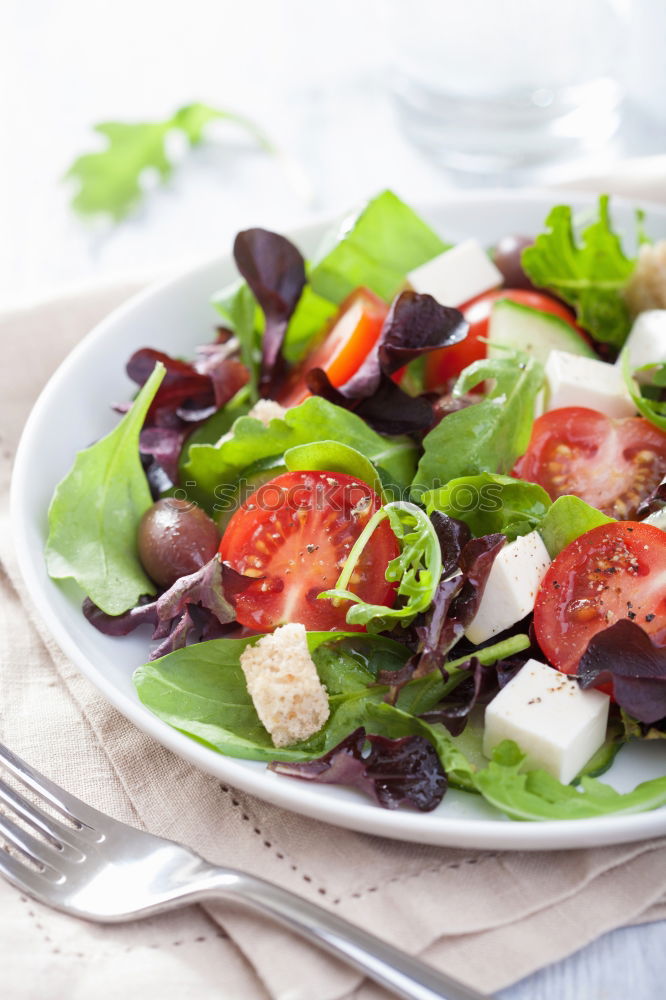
[45,191,666,821]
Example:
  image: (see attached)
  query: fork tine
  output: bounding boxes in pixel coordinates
[0,779,88,859]
[0,742,103,830]
[0,844,60,902]
[0,813,68,875]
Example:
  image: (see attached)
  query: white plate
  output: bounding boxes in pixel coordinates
[11,189,666,850]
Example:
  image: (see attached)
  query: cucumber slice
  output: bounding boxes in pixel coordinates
[488,299,596,364]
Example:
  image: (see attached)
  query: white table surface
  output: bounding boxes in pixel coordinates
[2,2,665,996]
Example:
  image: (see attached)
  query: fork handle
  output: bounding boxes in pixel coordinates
[195,868,486,1000]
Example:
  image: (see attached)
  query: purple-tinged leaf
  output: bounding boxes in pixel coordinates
[429,511,471,578]
[307,291,468,436]
[233,228,306,397]
[421,656,524,736]
[83,555,255,660]
[636,481,666,520]
[269,727,446,811]
[578,620,666,724]
[306,369,435,435]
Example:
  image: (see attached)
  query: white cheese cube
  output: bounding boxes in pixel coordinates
[545,350,636,418]
[618,310,666,375]
[483,658,610,784]
[465,531,551,645]
[407,239,502,307]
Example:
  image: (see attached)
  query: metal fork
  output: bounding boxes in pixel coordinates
[0,742,486,1000]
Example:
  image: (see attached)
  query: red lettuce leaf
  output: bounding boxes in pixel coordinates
[270,728,447,811]
[421,655,524,736]
[636,481,666,520]
[233,228,306,397]
[306,291,467,435]
[429,510,471,578]
[577,620,666,724]
[123,344,248,491]
[378,528,504,689]
[83,555,253,660]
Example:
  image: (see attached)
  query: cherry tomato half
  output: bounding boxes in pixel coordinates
[513,407,666,519]
[424,289,583,390]
[219,470,398,631]
[534,521,666,674]
[278,288,388,407]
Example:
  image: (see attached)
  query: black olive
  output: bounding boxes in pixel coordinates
[137,499,220,588]
[492,234,535,290]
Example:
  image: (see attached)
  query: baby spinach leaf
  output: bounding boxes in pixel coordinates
[319,502,442,633]
[284,440,387,498]
[46,364,165,615]
[183,396,417,512]
[474,740,666,820]
[308,190,449,304]
[521,196,637,348]
[424,473,551,542]
[539,495,614,558]
[133,632,407,762]
[412,355,544,495]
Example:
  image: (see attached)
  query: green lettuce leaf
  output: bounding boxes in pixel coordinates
[474,740,666,820]
[423,473,551,542]
[521,196,637,348]
[308,189,449,304]
[183,396,417,513]
[412,355,544,495]
[319,501,442,632]
[283,440,387,499]
[46,363,165,614]
[538,495,615,558]
[621,354,666,433]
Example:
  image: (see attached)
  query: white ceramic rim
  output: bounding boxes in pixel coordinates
[11,187,666,850]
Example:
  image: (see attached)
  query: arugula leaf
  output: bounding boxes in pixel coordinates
[283,441,387,499]
[319,502,442,632]
[474,740,666,821]
[538,495,614,558]
[66,103,272,221]
[423,473,551,542]
[521,196,637,347]
[412,355,544,494]
[183,396,417,513]
[46,364,165,614]
[621,353,666,433]
[309,190,449,304]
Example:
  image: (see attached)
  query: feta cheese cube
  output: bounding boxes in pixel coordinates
[618,310,666,374]
[545,350,635,418]
[483,658,610,784]
[407,239,502,307]
[465,531,551,645]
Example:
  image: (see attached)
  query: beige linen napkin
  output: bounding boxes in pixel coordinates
[2,176,666,999]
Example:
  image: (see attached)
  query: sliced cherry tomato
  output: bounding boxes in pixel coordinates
[534,521,666,675]
[219,470,398,631]
[513,407,666,519]
[424,289,583,390]
[278,288,388,407]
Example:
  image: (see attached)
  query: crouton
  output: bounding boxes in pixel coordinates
[239,623,329,748]
[247,398,288,425]
[624,241,666,315]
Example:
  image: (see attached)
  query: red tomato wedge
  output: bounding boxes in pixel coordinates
[534,521,666,675]
[219,470,398,632]
[424,288,583,390]
[278,288,388,407]
[513,407,666,519]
